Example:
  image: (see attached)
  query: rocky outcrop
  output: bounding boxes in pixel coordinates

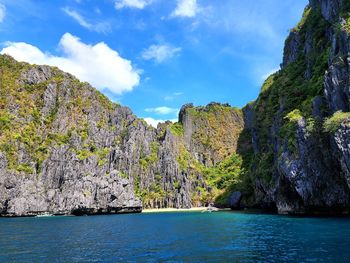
[309,0,343,22]
[282,32,301,68]
[324,30,350,113]
[244,0,350,215]
[0,55,247,215]
[180,102,244,167]
[229,191,242,210]
[275,118,350,214]
[2,0,350,217]
[334,119,350,187]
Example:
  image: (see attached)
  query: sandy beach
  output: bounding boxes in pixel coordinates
[142,207,208,213]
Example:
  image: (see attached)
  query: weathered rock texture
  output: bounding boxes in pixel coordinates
[243,0,350,215]
[0,56,244,215]
[2,0,350,216]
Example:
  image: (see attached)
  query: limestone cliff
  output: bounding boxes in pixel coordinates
[243,0,350,215]
[0,56,245,215]
[2,0,350,216]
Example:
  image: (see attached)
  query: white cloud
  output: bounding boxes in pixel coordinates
[142,44,181,63]
[145,106,179,115]
[1,33,140,95]
[164,92,183,101]
[171,0,198,18]
[115,0,152,9]
[0,4,6,23]
[62,7,110,33]
[143,117,177,128]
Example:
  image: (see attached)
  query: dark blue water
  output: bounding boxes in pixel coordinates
[1,211,350,262]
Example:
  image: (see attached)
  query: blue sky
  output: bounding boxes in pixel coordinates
[0,0,308,126]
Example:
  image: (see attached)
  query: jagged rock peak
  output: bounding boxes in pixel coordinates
[179,103,194,124]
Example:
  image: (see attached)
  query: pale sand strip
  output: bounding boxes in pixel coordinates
[142,207,207,213]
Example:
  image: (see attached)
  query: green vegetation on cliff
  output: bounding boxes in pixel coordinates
[0,55,118,174]
[250,6,331,183]
[185,103,244,164]
[324,111,350,133]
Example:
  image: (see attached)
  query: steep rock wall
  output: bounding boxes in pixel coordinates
[245,0,350,215]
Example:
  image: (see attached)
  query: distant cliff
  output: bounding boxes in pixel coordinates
[1,0,350,216]
[0,55,247,216]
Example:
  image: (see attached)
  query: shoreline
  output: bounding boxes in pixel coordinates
[142,207,230,213]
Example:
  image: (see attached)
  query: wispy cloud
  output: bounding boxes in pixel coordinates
[164,92,183,101]
[1,33,140,95]
[145,106,179,115]
[142,44,181,63]
[192,1,287,48]
[62,7,111,33]
[143,117,177,128]
[0,4,6,23]
[115,0,152,10]
[171,0,198,18]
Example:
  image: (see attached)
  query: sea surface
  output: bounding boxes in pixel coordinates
[0,211,350,262]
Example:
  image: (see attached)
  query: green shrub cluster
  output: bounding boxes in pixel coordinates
[139,142,159,170]
[323,111,350,133]
[169,122,184,136]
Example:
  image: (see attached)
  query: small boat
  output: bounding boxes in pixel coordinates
[201,206,219,213]
[36,213,53,217]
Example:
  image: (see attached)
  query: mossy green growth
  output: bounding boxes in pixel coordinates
[176,144,192,171]
[284,109,303,123]
[76,149,94,161]
[119,171,128,179]
[340,1,350,33]
[48,132,71,146]
[97,148,110,166]
[291,7,311,33]
[16,164,34,174]
[169,122,184,136]
[202,153,243,190]
[95,90,115,111]
[139,142,160,170]
[173,180,181,190]
[341,18,350,33]
[0,54,124,175]
[279,109,303,155]
[0,112,12,131]
[185,104,244,163]
[323,111,350,133]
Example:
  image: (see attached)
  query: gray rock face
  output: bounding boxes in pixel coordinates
[282,32,301,68]
[334,119,350,188]
[3,0,350,217]
[0,56,247,215]
[21,66,54,85]
[324,31,350,113]
[275,118,350,214]
[0,60,145,216]
[229,191,242,209]
[309,0,343,22]
[0,166,141,217]
[247,0,350,215]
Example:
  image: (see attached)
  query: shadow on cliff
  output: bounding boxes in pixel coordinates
[214,108,256,209]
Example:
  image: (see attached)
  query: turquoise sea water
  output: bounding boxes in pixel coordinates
[1,211,350,262]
